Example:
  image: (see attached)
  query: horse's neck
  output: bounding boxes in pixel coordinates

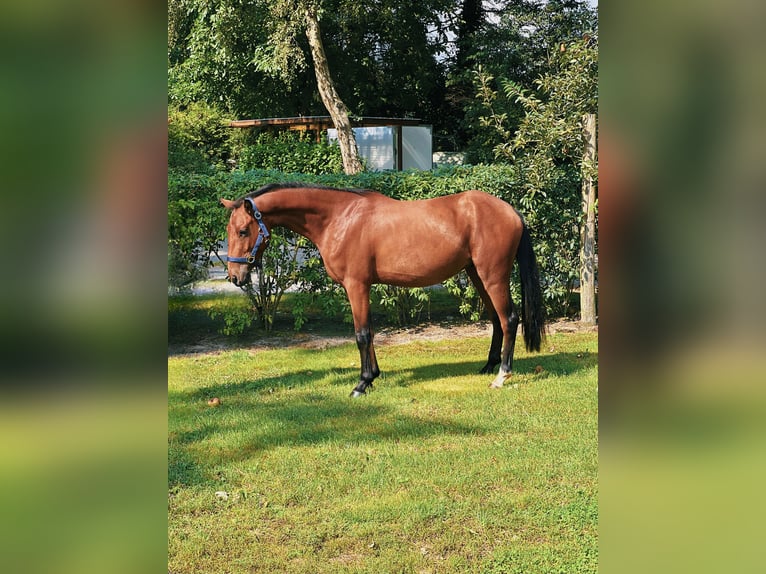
[265,187,355,243]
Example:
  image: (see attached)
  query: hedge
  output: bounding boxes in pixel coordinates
[168,165,581,328]
[237,132,344,175]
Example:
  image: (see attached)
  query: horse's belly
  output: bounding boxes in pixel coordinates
[374,253,468,287]
[369,209,470,286]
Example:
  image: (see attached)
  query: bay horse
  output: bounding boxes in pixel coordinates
[221,183,545,397]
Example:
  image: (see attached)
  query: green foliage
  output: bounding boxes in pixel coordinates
[474,36,598,314]
[206,230,312,334]
[372,285,431,326]
[249,0,315,82]
[168,173,230,290]
[208,305,255,337]
[291,255,352,330]
[168,0,279,116]
[245,231,308,332]
[443,272,484,322]
[168,163,583,321]
[493,37,598,177]
[168,0,597,152]
[169,0,452,121]
[168,102,233,172]
[237,131,343,175]
[446,1,597,157]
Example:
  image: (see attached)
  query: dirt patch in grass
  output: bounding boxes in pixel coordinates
[169,318,595,357]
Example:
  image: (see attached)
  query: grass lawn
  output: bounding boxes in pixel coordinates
[169,298,597,573]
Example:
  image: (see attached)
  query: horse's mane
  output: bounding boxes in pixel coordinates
[229,182,372,207]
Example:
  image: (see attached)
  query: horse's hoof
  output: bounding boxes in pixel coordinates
[489,368,512,389]
[350,390,365,398]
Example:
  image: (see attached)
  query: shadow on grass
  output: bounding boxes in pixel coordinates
[169,380,479,487]
[394,351,597,384]
[180,351,596,399]
[168,351,596,487]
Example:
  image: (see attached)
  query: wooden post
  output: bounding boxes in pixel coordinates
[580,113,598,325]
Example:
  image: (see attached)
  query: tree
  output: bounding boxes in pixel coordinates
[168,0,364,173]
[447,0,597,158]
[240,0,364,174]
[168,0,302,117]
[480,36,598,323]
[304,5,363,174]
[168,0,596,160]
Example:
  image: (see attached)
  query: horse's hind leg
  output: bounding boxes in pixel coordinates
[465,265,502,374]
[478,275,520,389]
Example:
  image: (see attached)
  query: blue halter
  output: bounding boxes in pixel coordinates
[227,197,270,264]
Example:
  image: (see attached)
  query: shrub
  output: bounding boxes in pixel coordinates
[168,103,233,172]
[291,254,352,330]
[168,165,581,326]
[372,285,431,326]
[204,230,313,335]
[239,231,307,332]
[237,131,344,175]
[168,173,230,290]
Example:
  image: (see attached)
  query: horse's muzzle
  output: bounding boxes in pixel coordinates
[228,273,251,287]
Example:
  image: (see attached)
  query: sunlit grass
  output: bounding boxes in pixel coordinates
[169,332,597,573]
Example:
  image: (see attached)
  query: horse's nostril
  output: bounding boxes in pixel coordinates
[230,276,238,286]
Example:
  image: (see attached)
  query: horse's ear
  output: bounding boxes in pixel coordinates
[242,199,255,217]
[220,198,236,210]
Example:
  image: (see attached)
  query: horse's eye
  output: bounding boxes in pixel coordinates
[238,229,249,237]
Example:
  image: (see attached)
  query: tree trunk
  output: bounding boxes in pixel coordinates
[580,113,598,324]
[304,9,363,175]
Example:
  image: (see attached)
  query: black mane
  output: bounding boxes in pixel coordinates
[227,182,371,207]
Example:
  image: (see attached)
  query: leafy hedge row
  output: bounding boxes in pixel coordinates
[168,165,581,329]
[237,132,344,175]
[168,104,345,175]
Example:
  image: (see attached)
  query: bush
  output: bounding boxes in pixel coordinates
[168,173,230,290]
[239,231,308,332]
[168,170,306,291]
[168,103,233,172]
[373,285,431,326]
[237,131,343,175]
[168,165,581,326]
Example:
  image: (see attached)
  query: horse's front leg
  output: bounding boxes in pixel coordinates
[345,282,379,397]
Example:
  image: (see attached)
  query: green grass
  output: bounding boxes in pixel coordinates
[168,331,597,573]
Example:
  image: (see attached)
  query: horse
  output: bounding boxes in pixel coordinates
[220,183,545,397]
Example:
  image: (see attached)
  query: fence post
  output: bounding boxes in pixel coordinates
[580,113,598,325]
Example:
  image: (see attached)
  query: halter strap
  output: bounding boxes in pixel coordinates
[227,197,271,264]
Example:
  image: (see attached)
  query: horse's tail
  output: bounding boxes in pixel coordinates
[516,223,546,352]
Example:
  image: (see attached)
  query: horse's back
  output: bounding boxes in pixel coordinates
[456,189,518,214]
[341,190,522,287]
[361,190,522,248]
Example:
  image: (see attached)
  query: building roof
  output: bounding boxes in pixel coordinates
[228,116,423,129]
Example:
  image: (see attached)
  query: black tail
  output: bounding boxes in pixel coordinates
[516,223,546,352]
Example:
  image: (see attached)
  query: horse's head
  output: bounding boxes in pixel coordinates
[220,197,271,286]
